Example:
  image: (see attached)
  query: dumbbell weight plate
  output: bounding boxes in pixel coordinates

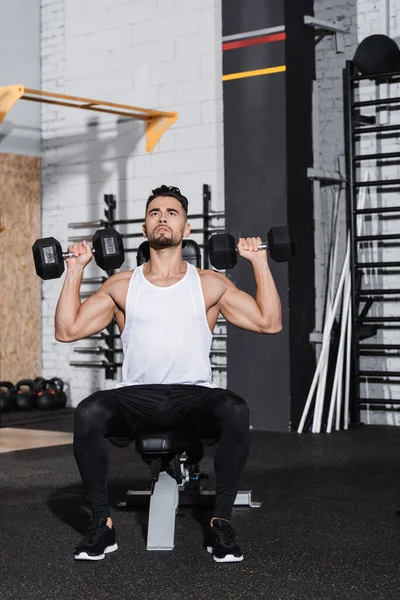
[32,238,65,280]
[267,226,296,263]
[92,228,125,272]
[208,234,238,270]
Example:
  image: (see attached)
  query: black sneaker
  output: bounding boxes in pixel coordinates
[206,519,244,563]
[74,518,118,561]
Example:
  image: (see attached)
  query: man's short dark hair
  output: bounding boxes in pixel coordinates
[146,185,188,216]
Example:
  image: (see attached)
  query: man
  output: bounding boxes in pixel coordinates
[55,185,282,563]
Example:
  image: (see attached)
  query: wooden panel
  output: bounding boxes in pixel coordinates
[0,153,40,382]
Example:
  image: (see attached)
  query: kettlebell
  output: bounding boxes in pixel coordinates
[48,377,67,409]
[34,377,46,396]
[0,382,15,413]
[15,380,35,411]
[36,380,57,410]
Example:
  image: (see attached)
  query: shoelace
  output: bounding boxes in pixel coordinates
[213,524,237,547]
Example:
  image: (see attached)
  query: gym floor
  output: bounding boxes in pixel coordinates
[1,412,400,600]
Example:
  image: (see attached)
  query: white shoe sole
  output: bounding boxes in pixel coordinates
[207,546,244,563]
[74,543,118,561]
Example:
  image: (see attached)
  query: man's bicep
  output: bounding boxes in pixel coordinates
[68,290,116,341]
[218,280,265,333]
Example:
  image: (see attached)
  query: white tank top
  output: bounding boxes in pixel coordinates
[115,262,218,388]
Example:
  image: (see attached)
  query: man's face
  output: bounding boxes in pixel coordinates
[143,196,191,250]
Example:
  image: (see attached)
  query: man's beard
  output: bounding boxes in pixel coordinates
[149,233,175,249]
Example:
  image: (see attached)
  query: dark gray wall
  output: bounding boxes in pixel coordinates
[285,0,316,430]
[222,0,316,431]
[0,0,41,156]
[222,0,290,432]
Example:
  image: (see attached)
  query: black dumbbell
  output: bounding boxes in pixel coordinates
[208,226,296,270]
[32,227,125,280]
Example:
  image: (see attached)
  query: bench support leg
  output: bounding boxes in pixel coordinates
[146,472,179,551]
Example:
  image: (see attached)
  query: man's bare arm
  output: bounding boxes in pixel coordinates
[55,269,117,342]
[54,240,118,342]
[217,237,282,334]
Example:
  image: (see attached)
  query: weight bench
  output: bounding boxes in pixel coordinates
[118,430,261,551]
[121,239,260,550]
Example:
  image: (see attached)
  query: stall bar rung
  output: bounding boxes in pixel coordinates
[359,344,400,350]
[356,233,400,242]
[353,152,400,162]
[353,96,400,108]
[354,123,400,135]
[361,317,400,322]
[351,70,400,82]
[355,261,400,268]
[357,270,400,276]
[87,333,121,340]
[357,398,400,405]
[354,207,400,215]
[70,361,123,367]
[74,347,123,353]
[358,351,400,357]
[354,179,400,188]
[82,277,107,284]
[358,378,400,385]
[357,289,400,296]
[358,371,400,377]
[358,296,400,302]
[360,324,400,329]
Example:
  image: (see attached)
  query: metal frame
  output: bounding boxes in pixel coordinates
[304,15,348,53]
[343,60,400,416]
[0,85,178,153]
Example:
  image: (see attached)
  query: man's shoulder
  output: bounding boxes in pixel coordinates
[197,267,229,280]
[197,267,219,280]
[110,269,135,280]
[196,268,232,293]
[101,269,134,291]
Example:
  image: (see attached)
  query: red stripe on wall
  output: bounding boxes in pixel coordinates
[222,32,286,51]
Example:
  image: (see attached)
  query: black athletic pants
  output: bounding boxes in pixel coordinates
[73,384,250,521]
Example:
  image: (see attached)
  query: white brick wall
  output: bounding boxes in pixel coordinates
[40,0,225,405]
[314,0,400,424]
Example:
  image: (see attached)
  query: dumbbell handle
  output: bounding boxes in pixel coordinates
[63,247,95,260]
[236,242,269,254]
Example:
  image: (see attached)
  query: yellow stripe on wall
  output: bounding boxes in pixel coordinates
[222,65,286,81]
